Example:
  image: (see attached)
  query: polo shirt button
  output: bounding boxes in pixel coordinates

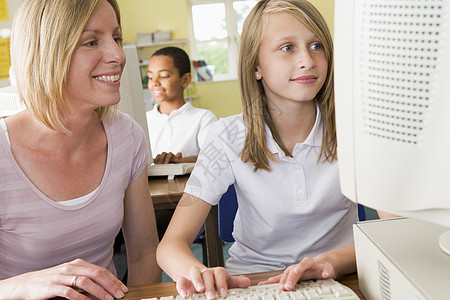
[297,189,304,197]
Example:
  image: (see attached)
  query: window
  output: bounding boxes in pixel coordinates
[189,0,258,81]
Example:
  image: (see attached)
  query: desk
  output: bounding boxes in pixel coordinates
[123,271,365,299]
[148,175,189,210]
[148,175,224,267]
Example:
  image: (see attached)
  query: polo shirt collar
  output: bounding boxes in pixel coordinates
[265,105,323,156]
[155,101,192,118]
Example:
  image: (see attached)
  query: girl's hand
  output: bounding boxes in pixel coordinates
[0,258,128,300]
[258,257,335,291]
[176,266,250,299]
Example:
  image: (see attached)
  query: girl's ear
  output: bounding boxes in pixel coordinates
[181,73,192,88]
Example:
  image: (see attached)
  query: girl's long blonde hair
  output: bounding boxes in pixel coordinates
[239,0,336,171]
[10,0,122,134]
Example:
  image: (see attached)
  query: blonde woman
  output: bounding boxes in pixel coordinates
[157,0,357,298]
[0,0,160,298]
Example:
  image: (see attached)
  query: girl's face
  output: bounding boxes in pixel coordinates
[256,12,328,107]
[147,55,189,105]
[64,0,125,112]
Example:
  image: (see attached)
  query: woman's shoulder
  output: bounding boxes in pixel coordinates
[104,111,149,162]
[110,110,135,124]
[105,110,145,137]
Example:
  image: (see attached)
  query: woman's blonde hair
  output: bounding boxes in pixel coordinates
[10,0,122,133]
[239,0,336,171]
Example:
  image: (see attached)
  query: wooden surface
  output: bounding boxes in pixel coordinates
[148,175,189,210]
[124,271,365,299]
[147,174,224,267]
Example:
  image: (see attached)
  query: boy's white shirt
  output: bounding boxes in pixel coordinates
[146,102,217,158]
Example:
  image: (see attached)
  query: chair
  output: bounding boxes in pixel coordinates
[217,185,366,240]
[358,204,366,221]
[210,186,366,267]
[201,185,238,267]
[218,185,238,243]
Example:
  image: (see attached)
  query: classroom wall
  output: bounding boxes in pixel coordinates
[117,0,190,43]
[117,0,335,118]
[0,0,20,87]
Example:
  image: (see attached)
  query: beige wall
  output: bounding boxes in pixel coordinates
[117,0,190,43]
[309,0,334,34]
[117,0,335,118]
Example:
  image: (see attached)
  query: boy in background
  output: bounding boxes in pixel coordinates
[146,47,217,164]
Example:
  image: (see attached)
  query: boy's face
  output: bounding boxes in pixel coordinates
[147,55,190,104]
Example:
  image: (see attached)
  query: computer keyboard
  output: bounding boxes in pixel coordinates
[143,280,360,300]
[148,162,195,180]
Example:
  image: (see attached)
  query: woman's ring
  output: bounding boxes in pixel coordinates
[71,275,78,288]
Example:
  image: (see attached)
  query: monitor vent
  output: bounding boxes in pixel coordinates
[377,260,391,300]
[359,0,446,144]
[0,94,21,110]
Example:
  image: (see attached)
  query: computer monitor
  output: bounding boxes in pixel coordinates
[334,0,450,254]
[0,85,25,117]
[118,44,153,164]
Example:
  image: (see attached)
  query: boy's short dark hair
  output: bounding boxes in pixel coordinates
[152,47,191,77]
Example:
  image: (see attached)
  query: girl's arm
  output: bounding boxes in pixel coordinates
[122,168,161,285]
[260,211,400,289]
[157,193,211,277]
[259,244,356,290]
[157,192,250,298]
[377,210,400,219]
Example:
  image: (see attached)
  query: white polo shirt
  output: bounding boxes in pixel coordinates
[146,102,217,158]
[185,111,357,275]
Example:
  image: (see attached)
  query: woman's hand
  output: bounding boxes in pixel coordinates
[258,257,335,291]
[176,266,250,299]
[0,258,128,300]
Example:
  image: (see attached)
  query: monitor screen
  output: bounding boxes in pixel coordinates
[334,0,450,252]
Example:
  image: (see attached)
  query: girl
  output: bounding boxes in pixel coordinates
[0,0,160,298]
[157,0,357,298]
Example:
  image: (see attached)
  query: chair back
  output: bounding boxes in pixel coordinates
[218,185,366,242]
[358,204,366,221]
[218,185,238,242]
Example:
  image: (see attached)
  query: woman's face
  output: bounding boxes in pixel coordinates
[256,12,328,107]
[64,0,125,112]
